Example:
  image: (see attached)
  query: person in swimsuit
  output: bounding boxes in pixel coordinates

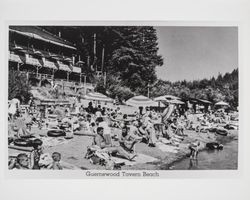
[94,127,136,161]
[30,139,43,169]
[47,152,63,170]
[119,126,138,153]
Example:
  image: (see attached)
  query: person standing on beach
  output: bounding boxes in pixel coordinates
[30,139,43,170]
[188,139,200,159]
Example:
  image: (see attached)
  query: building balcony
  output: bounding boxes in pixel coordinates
[9,50,82,73]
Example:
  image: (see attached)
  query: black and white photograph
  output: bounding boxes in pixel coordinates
[2,0,250,200]
[7,25,239,171]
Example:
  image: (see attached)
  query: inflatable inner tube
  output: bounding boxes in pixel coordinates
[206,142,223,150]
[47,129,66,137]
[14,138,33,147]
[215,128,228,136]
[64,136,73,139]
[20,135,35,139]
[224,124,235,130]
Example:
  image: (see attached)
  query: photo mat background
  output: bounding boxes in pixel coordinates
[1,0,250,200]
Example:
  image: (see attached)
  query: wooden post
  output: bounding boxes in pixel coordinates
[61,80,64,92]
[17,63,20,71]
[147,84,150,98]
[93,33,96,56]
[67,72,69,82]
[87,56,90,67]
[84,75,87,95]
[104,72,106,87]
[101,45,105,73]
[51,70,54,89]
[93,33,97,71]
[26,72,29,84]
[79,74,82,84]
[36,66,39,77]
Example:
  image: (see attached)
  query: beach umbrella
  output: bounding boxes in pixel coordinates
[167,99,185,105]
[163,95,181,100]
[154,95,181,101]
[64,57,72,62]
[13,46,23,51]
[83,92,113,102]
[126,95,164,108]
[215,101,229,106]
[198,99,212,104]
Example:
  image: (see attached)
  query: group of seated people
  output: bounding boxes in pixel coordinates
[80,105,188,164]
[9,138,64,170]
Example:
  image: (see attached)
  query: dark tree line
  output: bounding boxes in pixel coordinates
[150,69,238,108]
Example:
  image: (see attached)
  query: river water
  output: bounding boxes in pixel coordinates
[170,139,238,170]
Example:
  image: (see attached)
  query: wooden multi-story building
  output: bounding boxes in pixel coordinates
[9,26,94,95]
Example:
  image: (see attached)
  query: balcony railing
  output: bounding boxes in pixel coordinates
[9,50,81,73]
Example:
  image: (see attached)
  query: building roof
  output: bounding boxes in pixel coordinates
[9,26,76,50]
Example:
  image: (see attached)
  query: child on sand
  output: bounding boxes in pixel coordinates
[9,153,29,170]
[47,152,63,170]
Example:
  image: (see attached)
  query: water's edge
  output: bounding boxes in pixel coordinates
[168,133,238,170]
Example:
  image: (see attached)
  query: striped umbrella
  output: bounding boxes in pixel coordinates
[83,92,113,102]
[166,99,185,105]
[215,101,229,106]
[154,95,181,101]
[126,95,164,108]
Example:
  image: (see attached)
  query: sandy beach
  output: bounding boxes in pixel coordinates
[8,123,238,170]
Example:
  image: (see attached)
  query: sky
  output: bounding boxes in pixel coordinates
[155,26,238,82]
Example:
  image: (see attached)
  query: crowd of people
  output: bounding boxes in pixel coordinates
[8,96,238,170]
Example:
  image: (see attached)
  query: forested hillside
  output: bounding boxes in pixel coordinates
[40,26,238,108]
[150,68,238,108]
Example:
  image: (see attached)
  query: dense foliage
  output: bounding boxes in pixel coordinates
[40,26,238,108]
[9,70,31,103]
[150,69,238,108]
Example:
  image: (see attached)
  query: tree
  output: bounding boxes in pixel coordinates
[109,26,163,95]
[8,70,31,103]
